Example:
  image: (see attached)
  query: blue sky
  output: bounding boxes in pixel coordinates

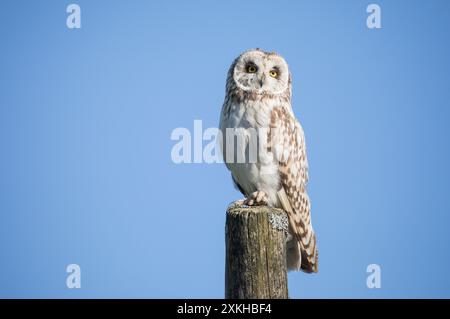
[1,0,450,298]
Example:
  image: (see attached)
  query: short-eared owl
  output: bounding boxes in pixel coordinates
[219,49,318,273]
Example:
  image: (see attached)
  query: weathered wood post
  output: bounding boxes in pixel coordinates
[225,204,289,299]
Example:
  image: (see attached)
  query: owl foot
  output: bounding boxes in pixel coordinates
[244,191,269,206]
[228,199,248,209]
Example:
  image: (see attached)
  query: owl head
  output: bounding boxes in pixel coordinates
[229,49,291,96]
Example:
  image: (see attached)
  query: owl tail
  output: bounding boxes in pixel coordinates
[277,189,318,273]
[286,227,318,273]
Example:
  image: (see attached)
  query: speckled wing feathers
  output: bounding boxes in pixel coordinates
[270,106,318,273]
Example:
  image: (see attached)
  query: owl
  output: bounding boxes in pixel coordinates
[219,49,318,273]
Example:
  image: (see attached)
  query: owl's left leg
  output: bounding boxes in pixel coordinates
[227,191,268,208]
[243,191,269,206]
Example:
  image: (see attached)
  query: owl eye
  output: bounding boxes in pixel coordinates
[269,70,279,78]
[246,64,257,73]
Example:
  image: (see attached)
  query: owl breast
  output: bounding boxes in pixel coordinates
[220,98,281,206]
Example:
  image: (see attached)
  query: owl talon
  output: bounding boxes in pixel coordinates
[228,199,248,209]
[244,191,268,206]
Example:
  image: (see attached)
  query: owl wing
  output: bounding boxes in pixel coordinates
[270,106,318,273]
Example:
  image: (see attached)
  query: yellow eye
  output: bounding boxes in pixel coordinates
[269,70,278,78]
[247,65,257,73]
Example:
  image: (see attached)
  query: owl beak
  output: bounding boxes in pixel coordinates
[258,75,265,88]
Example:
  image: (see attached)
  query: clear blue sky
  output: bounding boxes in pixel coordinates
[1,0,450,298]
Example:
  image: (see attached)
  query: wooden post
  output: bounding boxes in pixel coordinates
[225,205,289,299]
